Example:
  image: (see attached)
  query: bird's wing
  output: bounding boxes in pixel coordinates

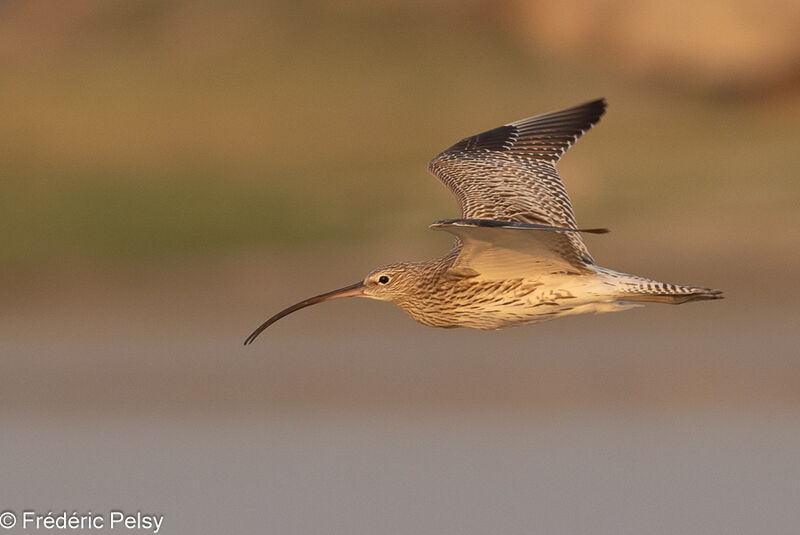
[428,99,606,264]
[431,219,608,278]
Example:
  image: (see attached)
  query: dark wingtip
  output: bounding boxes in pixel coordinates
[589,97,607,109]
[577,98,607,124]
[591,97,607,109]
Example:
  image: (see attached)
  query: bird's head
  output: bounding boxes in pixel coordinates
[361,262,420,303]
[243,262,421,344]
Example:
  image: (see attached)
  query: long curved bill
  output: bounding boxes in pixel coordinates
[243,281,365,345]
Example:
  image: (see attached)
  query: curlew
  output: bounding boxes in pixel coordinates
[244,99,722,344]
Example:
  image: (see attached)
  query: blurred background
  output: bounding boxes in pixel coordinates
[1,1,799,533]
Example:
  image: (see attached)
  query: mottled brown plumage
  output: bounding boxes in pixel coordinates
[244,99,722,344]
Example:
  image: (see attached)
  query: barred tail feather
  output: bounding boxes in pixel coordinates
[618,281,724,305]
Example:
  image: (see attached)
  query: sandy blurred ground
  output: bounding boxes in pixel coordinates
[2,1,800,533]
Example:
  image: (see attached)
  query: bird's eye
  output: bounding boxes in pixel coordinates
[378,275,390,284]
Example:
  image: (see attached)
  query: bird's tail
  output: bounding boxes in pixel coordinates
[617,279,723,304]
[596,268,724,304]
[619,285,723,304]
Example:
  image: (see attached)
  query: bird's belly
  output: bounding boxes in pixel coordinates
[404,277,634,330]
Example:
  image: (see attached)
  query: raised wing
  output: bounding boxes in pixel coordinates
[428,99,606,264]
[431,219,608,277]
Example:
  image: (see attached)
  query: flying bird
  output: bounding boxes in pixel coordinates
[244,99,721,344]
